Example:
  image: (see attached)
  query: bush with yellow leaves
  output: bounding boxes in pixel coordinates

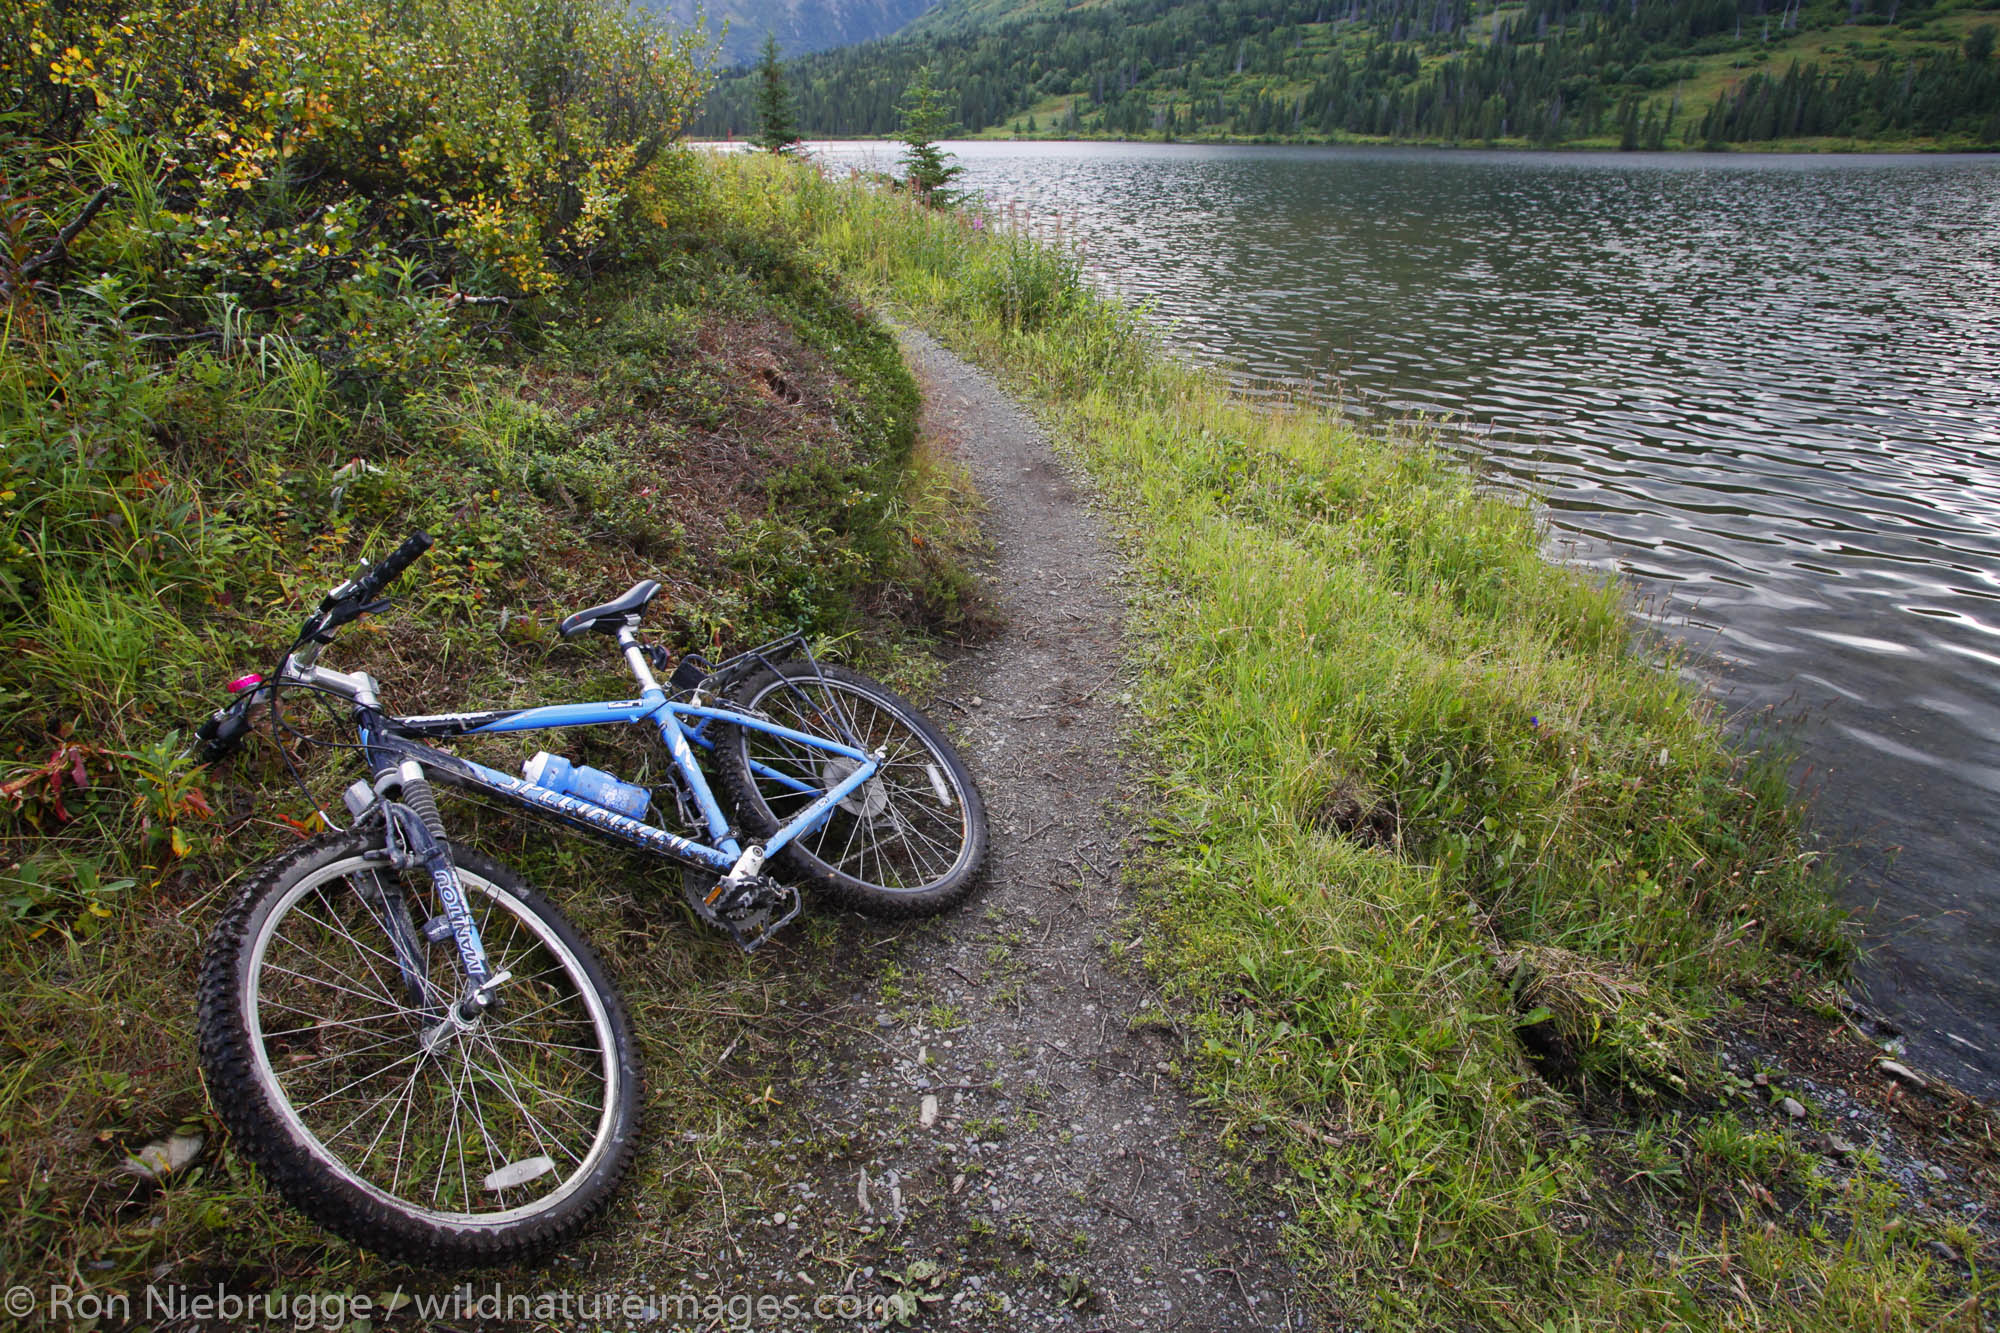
[4,0,711,358]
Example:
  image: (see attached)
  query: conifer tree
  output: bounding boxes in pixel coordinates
[897,66,965,207]
[752,33,801,154]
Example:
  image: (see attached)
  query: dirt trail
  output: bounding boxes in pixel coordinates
[718,331,1307,1330]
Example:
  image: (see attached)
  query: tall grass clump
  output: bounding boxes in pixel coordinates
[962,230,1087,332]
[706,151,1987,1329]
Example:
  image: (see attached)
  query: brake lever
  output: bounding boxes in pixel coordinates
[300,597,392,645]
[322,576,363,610]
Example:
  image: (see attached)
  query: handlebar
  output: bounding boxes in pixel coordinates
[194,695,260,764]
[351,530,433,606]
[306,530,432,643]
[194,531,433,766]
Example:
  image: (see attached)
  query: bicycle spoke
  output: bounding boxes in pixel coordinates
[432,1049,470,1209]
[455,1039,505,1200]
[324,1059,423,1155]
[464,1040,559,1169]
[467,1030,592,1168]
[353,1055,430,1174]
[261,1007,424,1040]
[481,1032,622,1057]
[829,806,866,873]
[262,963,431,1020]
[291,1045,430,1114]
[884,802,956,864]
[275,1028,415,1077]
[293,888,404,1005]
[236,852,623,1224]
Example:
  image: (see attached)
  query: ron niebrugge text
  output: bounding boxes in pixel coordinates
[15,1281,892,1328]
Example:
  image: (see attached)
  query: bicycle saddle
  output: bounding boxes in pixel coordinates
[558,579,660,639]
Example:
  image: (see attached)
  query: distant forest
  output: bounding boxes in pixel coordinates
[691,0,2000,148]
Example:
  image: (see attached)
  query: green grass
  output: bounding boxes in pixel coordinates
[0,156,994,1295]
[716,150,1994,1328]
[0,0,1001,1304]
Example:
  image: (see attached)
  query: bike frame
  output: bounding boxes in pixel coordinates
[278,624,880,980]
[366,691,881,877]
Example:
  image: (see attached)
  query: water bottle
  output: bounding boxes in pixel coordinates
[520,752,651,821]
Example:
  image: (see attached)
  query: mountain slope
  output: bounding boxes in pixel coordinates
[692,0,2000,149]
[645,0,940,66]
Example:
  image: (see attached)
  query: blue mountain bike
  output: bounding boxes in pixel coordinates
[190,532,987,1264]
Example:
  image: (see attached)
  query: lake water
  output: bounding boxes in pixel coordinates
[812,140,2000,1094]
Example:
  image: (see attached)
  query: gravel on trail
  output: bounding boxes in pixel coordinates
[715,329,1310,1330]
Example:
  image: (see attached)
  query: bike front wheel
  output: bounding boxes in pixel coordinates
[197,834,640,1264]
[715,661,987,917]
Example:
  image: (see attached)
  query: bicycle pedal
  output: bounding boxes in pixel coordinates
[681,870,800,952]
[725,882,801,954]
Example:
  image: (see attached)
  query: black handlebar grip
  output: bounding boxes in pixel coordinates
[194,700,254,765]
[353,530,432,603]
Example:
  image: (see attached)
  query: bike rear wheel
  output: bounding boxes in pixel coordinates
[715,661,987,917]
[198,833,640,1264]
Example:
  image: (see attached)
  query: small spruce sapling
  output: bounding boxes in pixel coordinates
[752,33,802,154]
[897,66,964,207]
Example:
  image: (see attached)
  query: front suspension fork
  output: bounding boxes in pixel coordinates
[353,760,500,1021]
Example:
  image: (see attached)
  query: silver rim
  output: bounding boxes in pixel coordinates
[242,855,621,1226]
[744,678,975,892]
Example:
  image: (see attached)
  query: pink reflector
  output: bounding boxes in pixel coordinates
[226,674,265,694]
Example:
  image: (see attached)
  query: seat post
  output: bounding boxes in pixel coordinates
[616,623,661,694]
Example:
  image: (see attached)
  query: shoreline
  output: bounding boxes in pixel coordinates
[688,134,2000,157]
[721,149,2000,1326]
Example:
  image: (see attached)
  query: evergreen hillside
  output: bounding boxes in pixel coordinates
[694,0,2000,149]
[642,0,940,66]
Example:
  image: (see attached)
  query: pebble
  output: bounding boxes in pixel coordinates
[1877,1059,1926,1088]
[1779,1097,1805,1120]
[123,1132,204,1181]
[875,1013,896,1027]
[920,1095,939,1127]
[1752,1072,1769,1087]
[1929,1240,1959,1263]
